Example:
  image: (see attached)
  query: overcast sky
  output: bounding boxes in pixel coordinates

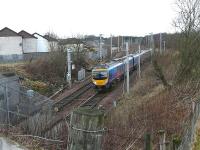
[0,0,177,37]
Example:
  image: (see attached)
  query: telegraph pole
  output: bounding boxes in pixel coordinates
[99,34,103,62]
[67,48,72,88]
[160,33,162,54]
[150,33,154,63]
[130,37,133,51]
[118,36,120,52]
[126,42,129,94]
[110,34,112,59]
[163,41,166,52]
[138,44,141,78]
[121,36,123,51]
[150,33,154,50]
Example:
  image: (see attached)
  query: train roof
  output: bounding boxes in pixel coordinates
[94,61,123,70]
[93,49,151,70]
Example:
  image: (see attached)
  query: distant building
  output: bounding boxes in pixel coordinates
[59,38,85,52]
[0,27,23,58]
[43,35,58,51]
[18,30,37,53]
[85,39,107,60]
[33,33,49,52]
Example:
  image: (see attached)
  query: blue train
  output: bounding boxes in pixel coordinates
[92,50,151,89]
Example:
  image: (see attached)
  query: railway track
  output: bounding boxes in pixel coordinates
[53,82,93,111]
[80,92,107,108]
[50,75,92,100]
[41,92,107,135]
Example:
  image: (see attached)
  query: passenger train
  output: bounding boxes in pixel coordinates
[92,50,151,89]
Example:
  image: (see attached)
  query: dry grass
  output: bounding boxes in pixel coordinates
[103,51,199,150]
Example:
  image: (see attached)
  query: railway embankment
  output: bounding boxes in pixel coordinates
[103,51,199,149]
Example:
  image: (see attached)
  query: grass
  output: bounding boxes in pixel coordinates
[193,129,200,150]
[103,51,196,150]
[0,62,53,96]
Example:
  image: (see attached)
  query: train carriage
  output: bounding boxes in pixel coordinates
[92,50,151,89]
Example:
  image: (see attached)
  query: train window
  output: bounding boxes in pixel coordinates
[92,71,108,80]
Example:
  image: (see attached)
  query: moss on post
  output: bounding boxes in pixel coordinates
[69,107,105,150]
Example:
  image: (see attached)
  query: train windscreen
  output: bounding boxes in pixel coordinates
[92,71,108,80]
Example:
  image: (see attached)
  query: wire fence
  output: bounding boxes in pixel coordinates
[177,100,200,150]
[0,75,68,149]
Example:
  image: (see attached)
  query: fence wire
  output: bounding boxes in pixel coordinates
[177,101,200,150]
[0,76,68,149]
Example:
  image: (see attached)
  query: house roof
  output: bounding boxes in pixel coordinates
[0,27,20,37]
[43,35,58,42]
[18,30,37,39]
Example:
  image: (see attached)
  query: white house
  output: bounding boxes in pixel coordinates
[18,30,37,53]
[33,33,49,52]
[0,27,23,56]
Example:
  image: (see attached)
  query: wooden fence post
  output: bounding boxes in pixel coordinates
[145,132,152,150]
[68,107,105,150]
[165,141,170,150]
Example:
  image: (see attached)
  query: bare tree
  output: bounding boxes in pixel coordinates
[44,31,59,52]
[59,36,94,70]
[174,0,200,82]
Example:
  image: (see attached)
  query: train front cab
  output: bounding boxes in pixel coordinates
[92,69,109,89]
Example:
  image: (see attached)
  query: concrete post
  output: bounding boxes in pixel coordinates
[118,36,120,52]
[110,34,112,59]
[138,44,141,79]
[67,48,72,88]
[126,42,129,94]
[160,33,162,54]
[121,36,123,51]
[163,41,166,52]
[99,34,103,62]
[158,130,166,150]
[69,107,105,150]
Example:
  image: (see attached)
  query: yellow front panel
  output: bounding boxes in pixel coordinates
[92,78,108,86]
[94,69,107,71]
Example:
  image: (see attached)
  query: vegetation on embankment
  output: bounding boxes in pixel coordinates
[0,51,92,96]
[0,62,54,96]
[103,50,200,149]
[0,52,67,96]
[104,0,200,148]
[193,128,200,150]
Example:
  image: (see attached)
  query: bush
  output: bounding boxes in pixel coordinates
[25,51,67,86]
[23,79,49,95]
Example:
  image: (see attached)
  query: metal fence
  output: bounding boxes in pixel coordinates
[177,101,200,150]
[0,77,67,149]
[0,77,53,130]
[0,52,48,63]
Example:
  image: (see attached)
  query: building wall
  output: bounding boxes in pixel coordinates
[0,36,23,55]
[22,38,37,53]
[33,34,49,52]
